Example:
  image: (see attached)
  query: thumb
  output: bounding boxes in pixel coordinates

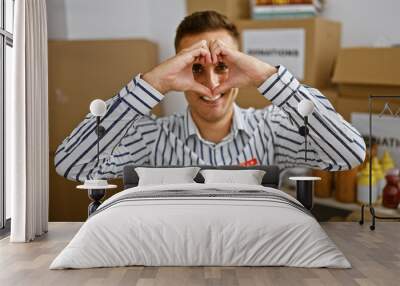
[212,81,234,96]
[188,82,212,97]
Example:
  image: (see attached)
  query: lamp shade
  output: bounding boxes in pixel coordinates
[90,99,107,117]
[297,99,315,117]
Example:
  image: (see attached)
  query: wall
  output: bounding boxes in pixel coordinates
[322,0,400,47]
[47,0,151,40]
[47,0,400,115]
[46,0,188,115]
[48,0,400,47]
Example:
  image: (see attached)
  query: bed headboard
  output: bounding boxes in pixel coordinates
[123,165,280,189]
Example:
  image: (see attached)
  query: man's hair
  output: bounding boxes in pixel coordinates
[174,10,240,51]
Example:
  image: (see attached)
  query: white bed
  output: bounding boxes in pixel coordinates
[50,183,351,269]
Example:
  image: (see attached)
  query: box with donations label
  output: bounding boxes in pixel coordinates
[234,18,340,107]
[351,112,400,168]
[236,18,341,88]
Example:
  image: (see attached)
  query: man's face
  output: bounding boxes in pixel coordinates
[177,30,239,123]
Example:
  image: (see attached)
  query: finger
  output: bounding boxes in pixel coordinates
[215,39,230,52]
[197,54,205,66]
[212,82,234,96]
[180,40,212,65]
[179,41,208,62]
[201,46,212,65]
[194,56,204,65]
[180,46,208,67]
[212,40,235,64]
[188,82,212,97]
[201,55,206,66]
[213,48,223,64]
[181,40,207,53]
[209,40,221,64]
[189,46,212,64]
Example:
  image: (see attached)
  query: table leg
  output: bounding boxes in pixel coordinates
[296,181,314,210]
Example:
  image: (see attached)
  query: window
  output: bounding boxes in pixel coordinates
[5,0,13,33]
[0,0,14,233]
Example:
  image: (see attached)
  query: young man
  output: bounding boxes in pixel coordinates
[55,11,366,182]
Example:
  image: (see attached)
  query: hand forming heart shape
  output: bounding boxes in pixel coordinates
[142,39,277,97]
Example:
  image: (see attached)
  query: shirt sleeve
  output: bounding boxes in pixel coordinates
[258,65,366,171]
[54,74,164,182]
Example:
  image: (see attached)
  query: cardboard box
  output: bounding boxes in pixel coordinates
[48,39,160,221]
[332,47,400,98]
[236,87,337,110]
[236,86,271,109]
[335,97,400,122]
[351,112,400,168]
[186,0,250,19]
[48,39,161,153]
[236,18,341,88]
[319,88,338,108]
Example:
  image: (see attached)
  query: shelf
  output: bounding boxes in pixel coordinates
[282,187,400,217]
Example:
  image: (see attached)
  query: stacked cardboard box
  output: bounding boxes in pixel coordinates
[235,18,341,109]
[331,47,400,203]
[332,47,400,121]
[48,39,160,221]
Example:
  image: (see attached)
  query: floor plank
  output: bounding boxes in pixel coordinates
[0,222,399,286]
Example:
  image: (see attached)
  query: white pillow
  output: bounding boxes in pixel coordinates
[135,167,200,186]
[200,169,266,185]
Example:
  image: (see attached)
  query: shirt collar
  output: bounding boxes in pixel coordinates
[183,103,252,141]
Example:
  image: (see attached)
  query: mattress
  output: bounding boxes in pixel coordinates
[50,183,351,269]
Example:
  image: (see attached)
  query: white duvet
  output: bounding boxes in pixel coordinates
[50,183,351,269]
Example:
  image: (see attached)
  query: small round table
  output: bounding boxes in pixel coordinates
[77,184,117,216]
[289,176,321,210]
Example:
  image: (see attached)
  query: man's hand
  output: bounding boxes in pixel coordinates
[142,40,213,96]
[209,39,278,95]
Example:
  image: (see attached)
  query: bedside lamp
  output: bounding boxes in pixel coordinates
[90,99,107,166]
[77,99,117,217]
[297,99,315,162]
[290,99,320,211]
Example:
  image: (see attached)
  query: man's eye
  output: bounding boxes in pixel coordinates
[192,64,203,74]
[215,62,228,73]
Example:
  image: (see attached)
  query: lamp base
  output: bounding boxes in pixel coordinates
[88,189,106,216]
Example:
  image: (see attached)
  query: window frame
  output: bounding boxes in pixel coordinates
[0,0,13,232]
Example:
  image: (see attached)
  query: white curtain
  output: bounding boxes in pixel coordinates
[9,0,49,242]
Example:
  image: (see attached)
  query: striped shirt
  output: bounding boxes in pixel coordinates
[55,66,366,182]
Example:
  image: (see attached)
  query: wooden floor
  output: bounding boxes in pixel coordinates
[0,222,399,286]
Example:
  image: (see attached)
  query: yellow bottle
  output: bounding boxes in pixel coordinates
[381,150,395,175]
[372,157,385,198]
[357,163,378,205]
